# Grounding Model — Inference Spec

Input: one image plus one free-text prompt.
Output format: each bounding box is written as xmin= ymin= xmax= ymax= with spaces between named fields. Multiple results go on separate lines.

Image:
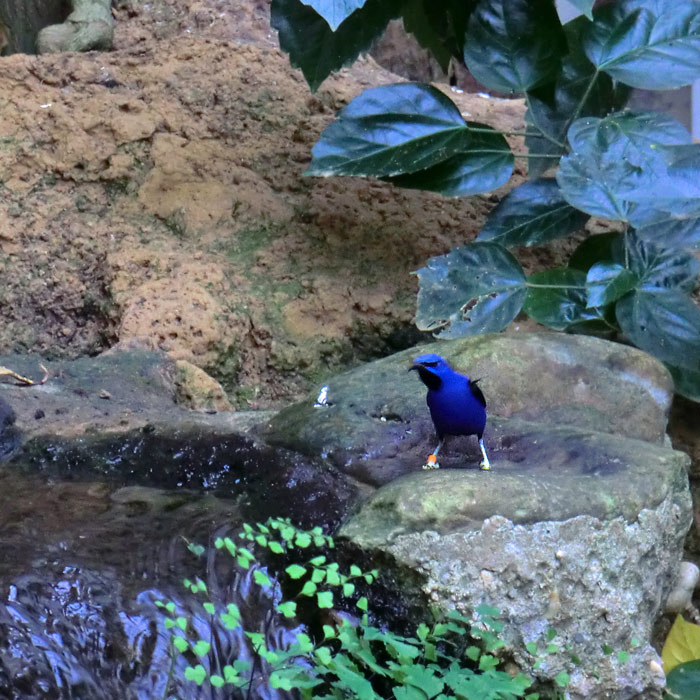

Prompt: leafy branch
xmin=272 ymin=0 xmax=700 ymax=399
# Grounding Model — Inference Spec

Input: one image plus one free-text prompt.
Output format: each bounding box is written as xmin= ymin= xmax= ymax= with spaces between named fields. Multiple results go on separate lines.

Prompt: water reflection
xmin=0 ymin=470 xmax=296 ymax=699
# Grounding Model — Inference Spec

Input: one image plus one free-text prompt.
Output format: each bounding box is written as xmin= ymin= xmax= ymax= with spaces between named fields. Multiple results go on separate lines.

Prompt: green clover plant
xmin=156 ymin=518 xmax=566 ymax=699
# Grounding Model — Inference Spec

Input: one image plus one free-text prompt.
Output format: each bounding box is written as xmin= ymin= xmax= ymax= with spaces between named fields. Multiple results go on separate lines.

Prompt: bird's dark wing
xmin=469 ymin=379 xmax=486 ymax=407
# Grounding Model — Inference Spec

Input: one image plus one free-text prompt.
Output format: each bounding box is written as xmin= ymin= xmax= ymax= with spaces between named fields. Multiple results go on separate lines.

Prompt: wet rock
xmin=0 ymin=350 xmax=360 ymax=532
xmin=0 ymin=349 xmax=250 ymax=443
xmin=261 ymin=333 xmax=688 ymax=699
xmin=0 ymin=395 xmax=18 ymax=461
xmin=339 ymin=434 xmax=690 ymax=700
xmin=262 ymin=333 xmax=675 ymax=486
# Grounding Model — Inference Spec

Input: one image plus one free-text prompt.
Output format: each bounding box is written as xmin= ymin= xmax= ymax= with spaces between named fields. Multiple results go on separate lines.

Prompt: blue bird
xmin=409 ymin=353 xmax=490 ymax=471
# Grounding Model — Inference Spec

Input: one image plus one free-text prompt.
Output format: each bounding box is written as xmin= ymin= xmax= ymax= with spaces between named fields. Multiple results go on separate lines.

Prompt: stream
xmin=0 ymin=446 xmax=326 ymax=699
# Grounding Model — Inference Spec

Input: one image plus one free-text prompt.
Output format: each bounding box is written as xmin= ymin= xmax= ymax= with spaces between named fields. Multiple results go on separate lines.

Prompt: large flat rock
xmin=262 ymin=333 xmax=674 ymax=486
xmin=338 ymin=425 xmax=691 ymax=700
xmin=0 ymin=350 xmax=360 ymax=531
xmin=339 ymin=418 xmax=690 ymax=543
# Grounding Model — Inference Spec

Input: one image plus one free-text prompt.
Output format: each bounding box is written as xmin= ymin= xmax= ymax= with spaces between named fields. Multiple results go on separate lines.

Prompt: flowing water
xmin=0 ymin=464 xmax=306 ymax=699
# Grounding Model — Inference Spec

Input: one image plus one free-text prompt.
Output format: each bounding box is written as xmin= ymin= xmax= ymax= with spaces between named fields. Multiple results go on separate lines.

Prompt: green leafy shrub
xmin=271 ymin=0 xmax=700 ymax=400
xmin=156 ymin=518 xmax=564 ymax=699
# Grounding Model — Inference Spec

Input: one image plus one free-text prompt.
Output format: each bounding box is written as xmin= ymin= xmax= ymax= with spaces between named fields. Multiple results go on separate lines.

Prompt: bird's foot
xmin=479 ymin=458 xmax=491 ymax=471
xmin=422 ymin=454 xmax=440 ymax=470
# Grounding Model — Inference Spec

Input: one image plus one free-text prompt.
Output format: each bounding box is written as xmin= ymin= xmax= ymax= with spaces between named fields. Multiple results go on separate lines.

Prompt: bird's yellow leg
xmin=479 ymin=437 xmax=491 ymax=471
xmin=423 ymin=439 xmax=443 ymax=470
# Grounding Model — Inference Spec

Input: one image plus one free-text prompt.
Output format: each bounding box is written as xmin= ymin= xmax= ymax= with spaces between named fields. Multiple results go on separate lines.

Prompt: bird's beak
xmin=408 ymin=363 xmax=419 ymax=372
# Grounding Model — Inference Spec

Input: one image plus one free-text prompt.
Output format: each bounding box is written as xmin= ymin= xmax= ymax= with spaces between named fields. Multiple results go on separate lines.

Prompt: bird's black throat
xmin=412 ymin=366 xmax=442 ymax=390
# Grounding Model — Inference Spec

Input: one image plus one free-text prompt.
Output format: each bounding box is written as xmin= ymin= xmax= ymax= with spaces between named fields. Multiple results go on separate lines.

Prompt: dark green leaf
xmin=173 ymin=635 xmax=189 ymax=653
xmin=385 ymin=122 xmax=513 ymax=196
xmin=415 ymin=242 xmax=527 ymax=337
xmin=330 ymin=655 xmax=378 ymax=699
xmin=616 ymin=290 xmax=700 ymax=370
xmin=523 ymin=268 xmax=597 ymax=330
xmin=466 ymin=645 xmax=481 ymax=661
xmin=557 ymin=111 xmax=692 ymax=220
xmin=476 ymin=603 xmax=500 ymax=618
xmin=584 ymin=0 xmax=700 ymax=89
xmin=478 ymin=178 xmax=588 ymax=246
xmin=464 ymin=0 xmax=566 ymax=94
xmin=300 ymin=0 xmax=368 ymax=30
xmin=523 ymin=98 xmax=568 ymax=179
xmin=223 ymin=665 xmax=239 ymax=683
xmin=253 ymin=569 xmax=271 ymax=588
xmin=277 ymin=601 xmax=297 ymax=618
xmin=301 ymin=580 xmax=318 ymax=596
xmin=624 ymin=145 xmax=700 ymax=249
xmin=401 ymin=0 xmax=472 ymax=70
xmin=667 ymin=365 xmax=700 ymax=402
xmin=554 ymin=670 xmax=570 ymax=688
xmin=272 ymin=0 xmax=403 ymax=91
xmin=665 ymin=659 xmax=700 ymax=700
xmin=524 ymin=16 xmax=630 ymax=177
xmin=193 ymin=640 xmax=211 ymax=657
xmin=612 ymin=232 xmax=699 ymax=293
xmin=635 ymin=213 xmax=700 ymax=251
xmin=569 ymin=232 xmax=619 ymax=271
xmin=295 ymin=532 xmax=312 ymax=547
xmin=393 ymin=686 xmax=426 ymax=700
xmin=307 ymin=83 xmax=468 ymax=177
xmin=585 ymin=262 xmax=637 ymax=308
xmin=268 ymin=540 xmax=284 ymax=554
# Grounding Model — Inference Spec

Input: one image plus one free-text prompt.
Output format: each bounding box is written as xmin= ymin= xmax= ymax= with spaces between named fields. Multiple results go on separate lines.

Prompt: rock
xmin=0 ymin=394 xmax=18 ymax=461
xmin=262 ymin=333 xmax=675 ymax=486
xmin=339 ymin=420 xmax=690 ymax=541
xmin=37 ymin=0 xmax=113 ymax=54
xmin=173 ymin=359 xmax=233 ymax=412
xmin=260 ymin=333 xmax=688 ymax=698
xmin=665 ymin=561 xmax=700 ymax=613
xmin=0 ymin=350 xmax=360 ymax=531
xmin=339 ymin=434 xmax=691 ymax=700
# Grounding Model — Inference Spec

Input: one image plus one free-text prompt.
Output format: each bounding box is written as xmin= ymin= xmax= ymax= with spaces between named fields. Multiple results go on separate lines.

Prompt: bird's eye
xmin=422 ymin=361 xmax=439 ymax=367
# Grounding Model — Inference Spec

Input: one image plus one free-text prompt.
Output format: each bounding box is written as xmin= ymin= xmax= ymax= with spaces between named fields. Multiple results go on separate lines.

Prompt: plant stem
xmin=162 ymin=641 xmax=177 ymax=700
xmin=468 ymin=126 xmax=542 ymax=138
xmin=524 ymin=93 xmax=567 ymax=149
xmin=562 ymin=69 xmax=600 ymax=136
xmin=467 ymin=149 xmax=563 ymax=159
xmin=513 ymin=152 xmax=565 ymax=159
xmin=525 ymin=283 xmax=588 ymax=289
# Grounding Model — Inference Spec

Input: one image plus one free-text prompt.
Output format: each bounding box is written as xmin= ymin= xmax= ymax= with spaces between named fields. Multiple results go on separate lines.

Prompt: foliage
xmin=661 ymin=614 xmax=700 ymax=698
xmin=271 ymin=0 xmax=700 ymax=400
xmin=156 ymin=518 xmax=561 ymax=699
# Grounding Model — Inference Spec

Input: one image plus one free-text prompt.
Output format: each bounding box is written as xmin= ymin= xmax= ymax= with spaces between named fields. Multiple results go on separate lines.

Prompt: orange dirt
xmin=0 ymin=0 xmax=572 ymax=407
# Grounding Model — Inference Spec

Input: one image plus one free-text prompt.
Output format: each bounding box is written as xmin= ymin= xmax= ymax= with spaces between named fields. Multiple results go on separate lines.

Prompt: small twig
xmin=0 ymin=363 xmax=49 ymax=386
